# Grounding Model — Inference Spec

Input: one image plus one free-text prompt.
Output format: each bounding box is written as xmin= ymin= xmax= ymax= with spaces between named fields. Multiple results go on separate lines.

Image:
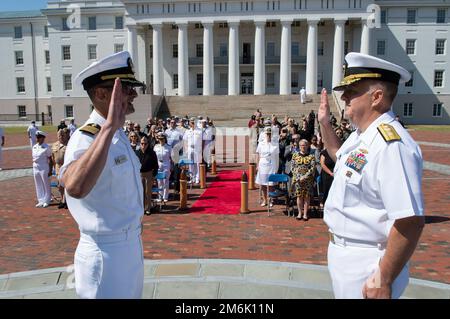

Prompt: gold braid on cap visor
xmin=340 ymin=72 xmax=382 ymax=86
xmin=100 ymin=74 xmax=136 ymax=81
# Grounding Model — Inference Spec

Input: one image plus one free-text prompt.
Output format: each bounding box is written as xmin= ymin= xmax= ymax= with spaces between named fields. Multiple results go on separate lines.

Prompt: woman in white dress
xmin=255 ymin=127 xmax=279 ymax=207
xmin=153 ymin=132 xmax=173 ymax=202
xmin=32 ymin=131 xmax=53 ymax=208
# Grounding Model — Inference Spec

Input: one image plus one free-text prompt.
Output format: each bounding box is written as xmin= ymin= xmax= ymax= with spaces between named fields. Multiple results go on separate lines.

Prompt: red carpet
xmin=190 ymin=170 xmax=243 ymax=214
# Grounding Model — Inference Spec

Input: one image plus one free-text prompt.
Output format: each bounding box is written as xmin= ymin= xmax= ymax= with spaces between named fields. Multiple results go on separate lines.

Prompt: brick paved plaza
xmin=0 ymin=129 xmax=449 ymax=286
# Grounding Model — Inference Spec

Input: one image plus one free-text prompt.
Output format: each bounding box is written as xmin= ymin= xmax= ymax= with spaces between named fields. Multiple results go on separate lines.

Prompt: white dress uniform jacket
xmin=324 ymin=111 xmax=424 ymax=299
xmin=32 ymin=142 xmax=52 ymax=205
xmin=258 ymin=126 xmax=279 ymax=144
xmin=154 ymin=143 xmax=172 ymax=201
xmin=255 ymin=140 xmax=279 ymax=186
xmin=183 ymin=128 xmax=203 ymax=183
xmin=165 ymin=128 xmax=183 ymax=164
xmin=60 ymin=110 xmax=144 ymax=299
xmin=201 ymin=126 xmax=215 ymax=164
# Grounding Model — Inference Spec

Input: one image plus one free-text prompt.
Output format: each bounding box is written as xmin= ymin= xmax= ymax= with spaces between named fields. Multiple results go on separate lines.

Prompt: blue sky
xmin=0 ymin=0 xmax=47 ymax=12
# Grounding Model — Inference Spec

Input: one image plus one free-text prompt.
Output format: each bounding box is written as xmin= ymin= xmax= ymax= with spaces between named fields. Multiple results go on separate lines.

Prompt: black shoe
xmin=58 ymin=202 xmax=65 ymax=209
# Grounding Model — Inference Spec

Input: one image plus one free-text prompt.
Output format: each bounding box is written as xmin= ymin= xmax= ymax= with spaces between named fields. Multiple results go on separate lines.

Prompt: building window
xmin=63 ymin=74 xmax=72 ymax=91
xmin=149 ymin=45 xmax=153 ymax=58
xmin=433 ymin=103 xmax=443 ymax=117
xmin=292 ymin=21 xmax=301 ymax=27
xmin=88 ymin=44 xmax=97 ymax=60
xmin=196 ymin=44 xmax=203 ymax=58
xmin=197 ymin=74 xmax=203 ymax=89
xmin=267 ymin=73 xmax=275 ymax=88
xmin=434 ymin=70 xmax=444 ymax=87
xmin=14 ymin=26 xmax=22 ymax=39
xmin=344 ymin=41 xmax=349 ymax=55
xmin=45 ymin=50 xmax=50 ymax=64
xmin=377 ymin=40 xmax=386 ymax=55
xmin=218 ymin=23 xmax=228 ymax=28
xmin=114 ymin=44 xmax=124 ymax=53
xmin=267 ymin=42 xmax=275 ymax=57
xmin=405 ymin=71 xmax=414 ymax=87
xmin=318 ymin=72 xmax=323 ymax=88
xmin=173 ymin=74 xmax=178 ymax=89
xmin=407 ymin=9 xmax=417 ymax=24
xmin=406 ymin=39 xmax=415 ymax=55
xmin=436 ymin=39 xmax=445 ymax=55
xmin=173 ymin=44 xmax=178 ymax=58
xmin=16 ymin=77 xmax=25 ymax=93
xmin=44 ymin=26 xmax=49 ymax=38
xmin=115 ymin=16 xmax=124 ymax=29
xmin=265 ymin=21 xmax=276 ymax=28
xmin=318 ymin=41 xmax=324 ymax=56
xmin=15 ymin=51 xmax=24 ymax=65
xmin=291 ymin=72 xmax=299 ymax=88
xmin=62 ymin=18 xmax=70 ymax=31
xmin=437 ymin=9 xmax=446 ymax=23
xmin=65 ymin=105 xmax=74 ymax=118
xmin=220 ymin=73 xmax=228 ymax=89
xmin=18 ymin=105 xmax=26 ymax=118
xmin=62 ymin=45 xmax=71 ymax=60
xmin=292 ymin=42 xmax=300 ymax=56
xmin=46 ymin=77 xmax=52 ymax=92
xmin=403 ymin=103 xmax=413 ymax=117
xmin=430 ymin=103 xmax=442 ymax=117
xmin=194 ymin=23 xmax=203 ymax=29
xmin=88 ymin=17 xmax=97 ymax=31
xmin=219 ymin=43 xmax=227 ymax=57
xmin=381 ymin=9 xmax=387 ymax=24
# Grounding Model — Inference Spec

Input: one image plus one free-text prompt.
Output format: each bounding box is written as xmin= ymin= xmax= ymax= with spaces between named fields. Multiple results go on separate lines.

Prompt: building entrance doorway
xmin=241 ymin=73 xmax=253 ymax=94
xmin=243 ymin=43 xmax=251 ymax=64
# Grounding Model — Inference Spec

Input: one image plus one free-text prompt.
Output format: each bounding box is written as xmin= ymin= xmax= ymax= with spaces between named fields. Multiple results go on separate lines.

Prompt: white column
xmin=254 ymin=21 xmax=266 ymax=95
xmin=228 ymin=21 xmax=240 ymax=96
xmin=127 ymin=26 xmax=139 ymax=75
xmin=306 ymin=19 xmax=319 ymax=95
xmin=203 ymin=22 xmax=214 ymax=96
xmin=280 ymin=20 xmax=292 ymax=95
xmin=360 ymin=20 xmax=370 ymax=55
xmin=152 ymin=23 xmax=163 ymax=96
xmin=177 ymin=23 xmax=189 ymax=96
xmin=332 ymin=19 xmax=346 ymax=88
xmin=137 ymin=30 xmax=147 ymax=84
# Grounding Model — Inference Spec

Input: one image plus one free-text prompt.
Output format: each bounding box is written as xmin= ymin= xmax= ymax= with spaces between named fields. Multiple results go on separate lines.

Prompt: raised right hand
xmin=106 ymin=78 xmax=128 ymax=131
xmin=318 ymin=88 xmax=330 ymax=126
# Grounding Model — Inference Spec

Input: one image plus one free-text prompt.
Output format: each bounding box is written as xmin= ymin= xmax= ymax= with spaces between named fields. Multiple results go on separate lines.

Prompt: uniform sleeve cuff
xmin=387 ymin=208 xmax=424 ymax=220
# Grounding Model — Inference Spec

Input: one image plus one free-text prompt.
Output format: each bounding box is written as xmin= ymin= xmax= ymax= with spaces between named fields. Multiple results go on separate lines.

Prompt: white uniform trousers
xmin=33 ymin=166 xmax=51 ymax=205
xmin=327 ymin=241 xmax=409 ymax=299
xmin=157 ymin=166 xmax=171 ymax=201
xmin=75 ymin=226 xmax=144 ymax=299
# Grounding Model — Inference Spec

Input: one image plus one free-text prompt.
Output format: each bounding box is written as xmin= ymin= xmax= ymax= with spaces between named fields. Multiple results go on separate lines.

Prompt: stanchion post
xmin=211 ymin=155 xmax=217 ymax=175
xmin=248 ymin=163 xmax=256 ymax=190
xmin=240 ymin=171 xmax=250 ymax=214
xmin=200 ymin=163 xmax=207 ymax=189
xmin=179 ymin=169 xmax=187 ymax=210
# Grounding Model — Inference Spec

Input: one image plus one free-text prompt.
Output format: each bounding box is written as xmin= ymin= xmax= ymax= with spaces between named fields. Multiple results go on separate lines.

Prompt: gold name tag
xmin=114 ymin=155 xmax=128 ymax=165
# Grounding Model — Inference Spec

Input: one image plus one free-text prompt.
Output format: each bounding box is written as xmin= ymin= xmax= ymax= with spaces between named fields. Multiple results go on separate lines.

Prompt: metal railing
xmin=0 ymin=113 xmax=52 ymax=125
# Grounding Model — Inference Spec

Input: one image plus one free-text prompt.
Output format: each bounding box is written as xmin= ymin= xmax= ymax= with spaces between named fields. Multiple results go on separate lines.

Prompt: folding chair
xmin=50 ymin=170 xmax=61 ymax=203
xmin=267 ymin=174 xmax=290 ymax=216
xmin=151 ymin=171 xmax=167 ymax=211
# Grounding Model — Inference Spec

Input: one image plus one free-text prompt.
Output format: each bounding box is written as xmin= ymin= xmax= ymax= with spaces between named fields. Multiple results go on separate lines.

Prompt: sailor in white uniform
xmin=27 ymin=121 xmax=38 ymax=147
xmin=153 ymin=132 xmax=172 ymax=202
xmin=183 ymin=118 xmax=203 ymax=184
xmin=255 ymin=127 xmax=279 ymax=207
xmin=32 ymin=131 xmax=53 ymax=208
xmin=60 ymin=51 xmax=146 ymax=299
xmin=318 ymin=52 xmax=425 ymax=299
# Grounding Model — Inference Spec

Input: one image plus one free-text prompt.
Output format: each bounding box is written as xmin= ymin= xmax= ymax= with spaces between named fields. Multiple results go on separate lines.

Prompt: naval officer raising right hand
xmin=60 ymin=51 xmax=146 ymax=299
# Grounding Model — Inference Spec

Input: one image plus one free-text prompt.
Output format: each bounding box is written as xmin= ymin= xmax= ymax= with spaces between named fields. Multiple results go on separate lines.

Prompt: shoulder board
xmin=79 ymin=123 xmax=101 ymax=136
xmin=377 ymin=123 xmax=401 ymax=143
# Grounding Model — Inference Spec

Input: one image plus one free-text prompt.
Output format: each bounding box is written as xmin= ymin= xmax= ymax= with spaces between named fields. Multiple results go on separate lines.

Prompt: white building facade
xmin=0 ymin=0 xmax=448 ymax=124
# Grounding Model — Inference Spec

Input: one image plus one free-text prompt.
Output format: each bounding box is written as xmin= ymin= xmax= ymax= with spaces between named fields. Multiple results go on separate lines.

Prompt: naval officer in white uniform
xmin=60 ymin=51 xmax=146 ymax=299
xmin=318 ymin=52 xmax=425 ymax=299
xmin=183 ymin=118 xmax=203 ymax=184
xmin=32 ymin=131 xmax=53 ymax=208
xmin=153 ymin=132 xmax=172 ymax=202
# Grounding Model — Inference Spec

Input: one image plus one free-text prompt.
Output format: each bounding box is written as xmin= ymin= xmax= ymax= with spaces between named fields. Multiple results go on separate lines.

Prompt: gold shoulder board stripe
xmin=101 ymin=74 xmax=136 ymax=81
xmin=377 ymin=123 xmax=401 ymax=142
xmin=79 ymin=123 xmax=101 ymax=136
